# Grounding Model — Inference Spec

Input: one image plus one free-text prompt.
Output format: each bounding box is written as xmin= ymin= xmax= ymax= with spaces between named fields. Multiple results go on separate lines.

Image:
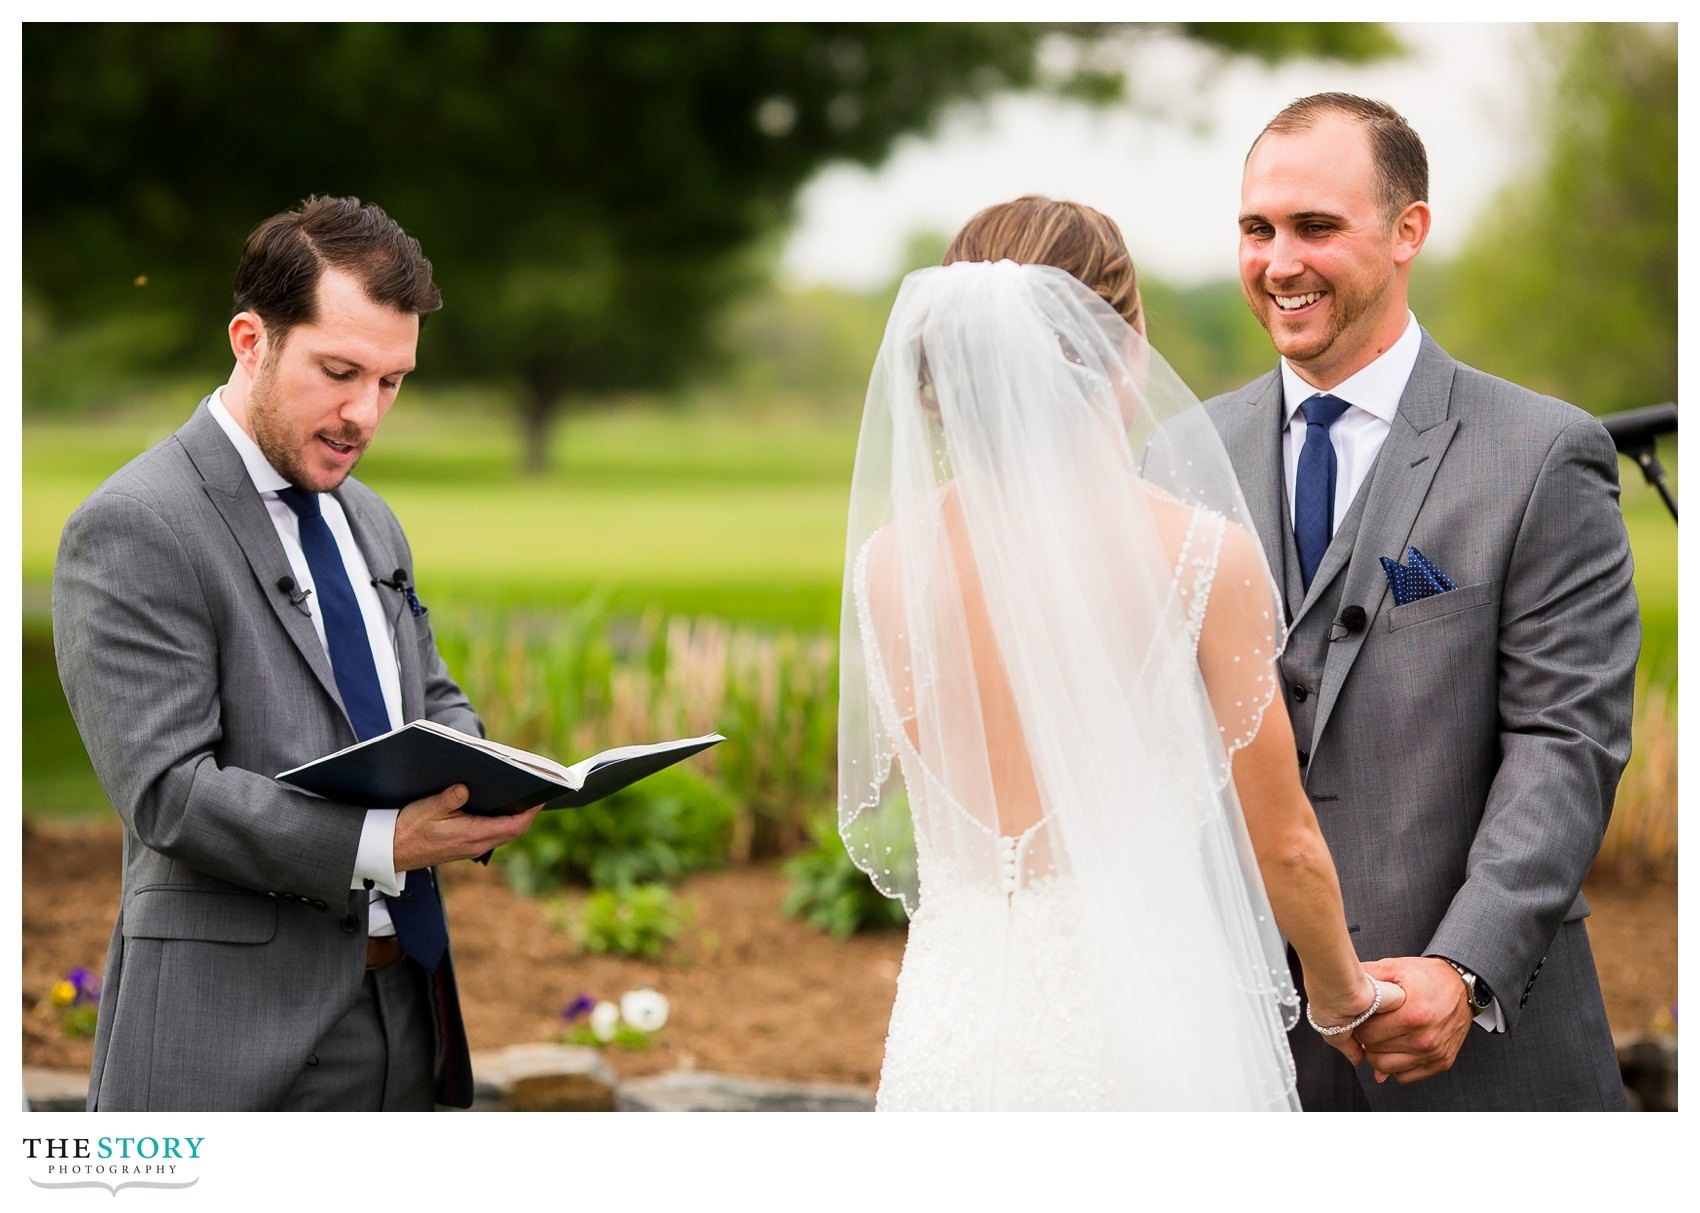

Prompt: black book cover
xmin=276 ymin=725 xmax=723 ymax=816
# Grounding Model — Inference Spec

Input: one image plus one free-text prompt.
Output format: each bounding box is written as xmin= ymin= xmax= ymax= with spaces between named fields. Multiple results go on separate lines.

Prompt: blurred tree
xmin=24 ymin=22 xmax=1397 ymax=469
xmin=1429 ymin=23 xmax=1675 ymax=414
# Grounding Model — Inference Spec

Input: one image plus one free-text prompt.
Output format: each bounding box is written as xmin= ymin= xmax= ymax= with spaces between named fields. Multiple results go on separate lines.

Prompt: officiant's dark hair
xmin=942 ymin=196 xmax=1141 ymax=331
xmin=232 ymin=195 xmax=442 ymax=345
xmin=1253 ymin=93 xmax=1428 ymax=223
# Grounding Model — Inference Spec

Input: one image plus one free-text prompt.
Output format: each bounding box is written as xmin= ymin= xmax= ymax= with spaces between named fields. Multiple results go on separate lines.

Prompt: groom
xmin=1203 ymin=94 xmax=1637 ymax=1110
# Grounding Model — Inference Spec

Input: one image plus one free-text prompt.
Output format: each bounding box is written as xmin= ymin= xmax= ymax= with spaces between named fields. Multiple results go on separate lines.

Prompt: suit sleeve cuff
xmin=352 ymin=808 xmax=402 ymax=895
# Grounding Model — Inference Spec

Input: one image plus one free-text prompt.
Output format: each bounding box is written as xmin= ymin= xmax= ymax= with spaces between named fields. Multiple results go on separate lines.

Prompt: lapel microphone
xmin=371 ymin=568 xmax=426 ymax=617
xmin=1337 ymin=605 xmax=1367 ymax=633
xmin=276 ymin=576 xmax=313 ymax=617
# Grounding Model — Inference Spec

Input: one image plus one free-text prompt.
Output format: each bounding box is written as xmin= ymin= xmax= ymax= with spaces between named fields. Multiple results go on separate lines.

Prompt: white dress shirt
xmin=1276 ymin=317 xmax=1504 ymax=1033
xmin=208 ymin=391 xmax=406 ymax=933
xmin=1280 ymin=311 xmax=1422 ymax=532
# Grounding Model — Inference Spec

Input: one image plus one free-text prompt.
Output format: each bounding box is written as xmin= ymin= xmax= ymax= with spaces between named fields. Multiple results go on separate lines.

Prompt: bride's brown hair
xmin=942 ymin=195 xmax=1142 ymax=331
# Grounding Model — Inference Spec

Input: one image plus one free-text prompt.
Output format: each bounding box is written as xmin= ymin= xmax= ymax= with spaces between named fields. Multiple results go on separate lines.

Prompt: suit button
xmin=1291 ymin=684 xmax=1309 ymax=702
xmin=1297 ymin=749 xmax=1310 ymax=765
xmin=341 ymin=914 xmax=360 ymax=934
xmin=311 ymin=899 xmax=328 ymax=910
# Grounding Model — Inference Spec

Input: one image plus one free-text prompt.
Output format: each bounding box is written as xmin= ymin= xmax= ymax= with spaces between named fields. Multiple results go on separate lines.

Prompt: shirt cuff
xmin=1473 ymin=997 xmax=1505 ymax=1033
xmin=351 ymin=808 xmax=402 ymax=896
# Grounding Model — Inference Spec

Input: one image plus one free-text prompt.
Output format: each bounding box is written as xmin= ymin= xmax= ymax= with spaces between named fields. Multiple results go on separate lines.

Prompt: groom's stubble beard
xmin=1250 ymin=252 xmax=1396 ymax=375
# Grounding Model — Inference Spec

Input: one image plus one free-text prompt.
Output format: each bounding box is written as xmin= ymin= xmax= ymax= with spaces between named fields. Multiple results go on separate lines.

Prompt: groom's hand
xmin=1354 ymin=956 xmax=1472 ymax=1084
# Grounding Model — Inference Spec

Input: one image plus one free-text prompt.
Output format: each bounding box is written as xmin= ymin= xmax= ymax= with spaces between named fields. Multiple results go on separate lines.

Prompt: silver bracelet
xmin=1306 ymin=973 xmax=1382 ymax=1037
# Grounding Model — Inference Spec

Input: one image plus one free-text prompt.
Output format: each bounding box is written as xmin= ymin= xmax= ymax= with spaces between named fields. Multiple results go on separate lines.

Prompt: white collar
xmin=1280 ymin=311 xmax=1422 ymax=427
xmin=208 ymin=387 xmax=294 ymax=495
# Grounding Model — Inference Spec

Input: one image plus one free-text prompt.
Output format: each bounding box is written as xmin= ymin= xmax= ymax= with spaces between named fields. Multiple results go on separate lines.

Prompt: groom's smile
xmin=1273 ymin=290 xmax=1326 ymax=312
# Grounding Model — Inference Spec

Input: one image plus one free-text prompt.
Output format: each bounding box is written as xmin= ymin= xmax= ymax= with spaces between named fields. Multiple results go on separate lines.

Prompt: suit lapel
xmin=177 ymin=401 xmax=350 ymax=725
xmin=1216 ymin=371 xmax=1289 ymax=603
xmin=337 ymin=487 xmax=423 ymax=722
xmin=1308 ymin=335 xmax=1460 ymax=751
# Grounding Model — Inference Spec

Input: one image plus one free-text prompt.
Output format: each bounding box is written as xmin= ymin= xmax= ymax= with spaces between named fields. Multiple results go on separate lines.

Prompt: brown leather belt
xmin=366 ymin=936 xmax=404 ymax=969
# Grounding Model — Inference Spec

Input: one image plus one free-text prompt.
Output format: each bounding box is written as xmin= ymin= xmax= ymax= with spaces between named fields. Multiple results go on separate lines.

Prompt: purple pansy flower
xmin=67 ymin=967 xmax=99 ymax=1004
xmin=562 ymin=994 xmax=596 ymax=1023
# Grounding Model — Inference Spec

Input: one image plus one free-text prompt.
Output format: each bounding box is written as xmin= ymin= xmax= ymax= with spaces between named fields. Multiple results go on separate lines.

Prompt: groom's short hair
xmin=1253 ymin=93 xmax=1428 ymax=223
xmin=232 ymin=195 xmax=442 ymax=345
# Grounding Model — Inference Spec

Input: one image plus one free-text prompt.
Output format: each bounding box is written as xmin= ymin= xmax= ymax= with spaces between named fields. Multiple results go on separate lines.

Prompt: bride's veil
xmin=838 ymin=260 xmax=1301 ymax=1108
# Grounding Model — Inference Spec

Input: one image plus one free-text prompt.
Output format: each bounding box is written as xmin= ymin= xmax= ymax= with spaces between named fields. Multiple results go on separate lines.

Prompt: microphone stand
xmin=1602 ymin=403 xmax=1678 ymax=522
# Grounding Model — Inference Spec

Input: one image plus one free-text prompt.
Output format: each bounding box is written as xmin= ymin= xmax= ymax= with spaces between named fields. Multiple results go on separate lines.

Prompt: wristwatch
xmin=1439 ymin=958 xmax=1494 ymax=1012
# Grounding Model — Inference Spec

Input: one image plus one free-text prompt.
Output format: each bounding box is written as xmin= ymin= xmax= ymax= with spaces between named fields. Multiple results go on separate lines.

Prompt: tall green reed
xmin=1596 ymin=678 xmax=1677 ymax=880
xmin=433 ymin=600 xmax=839 ymax=863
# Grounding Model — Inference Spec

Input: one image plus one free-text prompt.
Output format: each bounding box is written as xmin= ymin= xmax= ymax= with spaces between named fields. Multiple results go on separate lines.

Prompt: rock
xmin=1615 ymin=1033 xmax=1678 ymax=1112
xmin=470 ymin=1043 xmax=619 ymax=1112
xmin=22 ymin=1067 xmax=87 ymax=1112
xmin=617 ymin=1070 xmax=874 ymax=1112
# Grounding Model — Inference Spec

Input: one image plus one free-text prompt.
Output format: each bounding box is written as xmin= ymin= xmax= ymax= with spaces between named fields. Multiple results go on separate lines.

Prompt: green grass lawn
xmin=21 ymin=400 xmax=1676 ymax=818
xmin=23 ymin=402 xmax=862 ymax=632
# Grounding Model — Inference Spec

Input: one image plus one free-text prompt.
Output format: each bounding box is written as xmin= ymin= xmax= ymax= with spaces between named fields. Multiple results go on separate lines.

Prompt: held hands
xmin=1353 ymin=956 xmax=1474 ymax=1084
xmin=392 ymin=784 xmax=543 ymax=873
xmin=1307 ymin=974 xmax=1406 ymax=1065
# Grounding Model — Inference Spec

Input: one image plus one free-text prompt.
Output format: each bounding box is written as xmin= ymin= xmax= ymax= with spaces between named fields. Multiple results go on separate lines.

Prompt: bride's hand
xmin=1309 ymin=976 xmax=1406 ymax=1064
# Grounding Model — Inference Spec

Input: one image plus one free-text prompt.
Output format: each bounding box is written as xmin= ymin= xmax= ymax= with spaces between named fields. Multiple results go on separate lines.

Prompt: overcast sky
xmin=779 ymin=23 xmax=1549 ymax=289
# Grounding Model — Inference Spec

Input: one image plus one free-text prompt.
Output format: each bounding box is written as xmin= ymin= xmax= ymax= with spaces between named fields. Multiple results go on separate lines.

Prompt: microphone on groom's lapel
xmin=1328 ymin=604 xmax=1367 ymax=642
xmin=276 ymin=576 xmax=313 ymax=618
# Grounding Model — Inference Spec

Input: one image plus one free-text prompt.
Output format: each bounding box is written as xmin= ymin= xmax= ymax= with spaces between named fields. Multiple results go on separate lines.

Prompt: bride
xmin=838 ymin=197 xmax=1401 ymax=1110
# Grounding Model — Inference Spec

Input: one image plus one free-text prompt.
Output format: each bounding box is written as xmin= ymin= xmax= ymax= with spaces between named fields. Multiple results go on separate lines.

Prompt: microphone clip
xmin=276 ymin=576 xmax=314 ymax=618
xmin=372 ymin=568 xmax=426 ymax=617
xmin=1329 ymin=604 xmax=1367 ymax=642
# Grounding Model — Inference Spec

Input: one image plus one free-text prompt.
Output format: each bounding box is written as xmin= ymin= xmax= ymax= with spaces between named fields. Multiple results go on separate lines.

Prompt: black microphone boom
xmin=1600 ymin=402 xmax=1677 ymax=521
xmin=1601 ymin=402 xmax=1677 ymax=450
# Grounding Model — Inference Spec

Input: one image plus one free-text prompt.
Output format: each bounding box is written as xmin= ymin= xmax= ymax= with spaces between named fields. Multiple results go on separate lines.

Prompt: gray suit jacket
xmin=1204 ymin=332 xmax=1637 ymax=1110
xmin=52 ymin=399 xmax=482 ymax=1110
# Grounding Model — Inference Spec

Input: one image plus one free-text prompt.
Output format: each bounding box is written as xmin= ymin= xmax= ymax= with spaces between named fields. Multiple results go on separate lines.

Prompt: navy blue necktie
xmin=276 ymin=486 xmax=448 ymax=972
xmin=1293 ymin=394 xmax=1353 ymax=591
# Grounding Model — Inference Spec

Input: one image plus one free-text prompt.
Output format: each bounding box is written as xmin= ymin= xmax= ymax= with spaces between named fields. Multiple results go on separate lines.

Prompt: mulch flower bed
xmin=23 ymin=818 xmax=1675 ymax=1089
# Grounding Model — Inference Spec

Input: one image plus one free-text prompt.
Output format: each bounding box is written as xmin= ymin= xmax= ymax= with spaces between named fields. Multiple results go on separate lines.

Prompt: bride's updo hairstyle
xmin=942 ymin=195 xmax=1142 ymax=332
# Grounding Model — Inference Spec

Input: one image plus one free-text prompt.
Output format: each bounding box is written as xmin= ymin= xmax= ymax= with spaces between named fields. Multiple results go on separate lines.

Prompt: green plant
xmin=572 ymin=884 xmax=692 ymax=958
xmin=497 ymin=764 xmax=736 ymax=894
xmin=433 ymin=601 xmax=839 ymax=880
xmin=781 ymin=817 xmax=909 ymax=938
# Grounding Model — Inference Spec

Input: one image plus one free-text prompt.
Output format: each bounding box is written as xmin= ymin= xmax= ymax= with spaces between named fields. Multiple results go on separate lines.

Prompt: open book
xmin=276 ymin=720 xmax=725 ymax=817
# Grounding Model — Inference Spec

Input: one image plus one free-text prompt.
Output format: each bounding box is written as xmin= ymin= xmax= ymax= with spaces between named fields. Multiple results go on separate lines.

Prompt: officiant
xmin=52 ymin=195 xmax=544 ymax=1111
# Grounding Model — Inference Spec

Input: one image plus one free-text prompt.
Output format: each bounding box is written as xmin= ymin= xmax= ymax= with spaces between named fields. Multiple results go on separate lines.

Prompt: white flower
xmin=620 ymin=987 xmax=670 ymax=1033
xmin=588 ymin=1000 xmax=621 ymax=1043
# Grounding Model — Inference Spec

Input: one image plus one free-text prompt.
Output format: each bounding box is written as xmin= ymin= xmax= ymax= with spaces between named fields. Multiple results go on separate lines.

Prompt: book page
xmin=560 ymin=733 xmax=726 ymax=788
xmin=410 ymin=720 xmax=576 ymax=783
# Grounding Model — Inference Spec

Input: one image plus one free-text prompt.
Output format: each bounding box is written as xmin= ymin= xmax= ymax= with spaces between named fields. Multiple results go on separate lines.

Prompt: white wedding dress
xmin=875 ymin=826 xmax=1121 ymax=1110
xmin=838 ymin=263 xmax=1302 ymax=1111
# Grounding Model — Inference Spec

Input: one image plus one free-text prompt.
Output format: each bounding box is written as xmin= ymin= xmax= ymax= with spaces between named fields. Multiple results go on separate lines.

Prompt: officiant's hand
xmin=393 ymin=784 xmax=543 ymax=872
xmin=1354 ymin=956 xmax=1472 ymax=1084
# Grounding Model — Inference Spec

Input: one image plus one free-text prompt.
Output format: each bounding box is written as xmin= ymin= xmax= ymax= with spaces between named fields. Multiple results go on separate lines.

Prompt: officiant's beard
xmin=248 ymin=355 xmax=370 ymax=493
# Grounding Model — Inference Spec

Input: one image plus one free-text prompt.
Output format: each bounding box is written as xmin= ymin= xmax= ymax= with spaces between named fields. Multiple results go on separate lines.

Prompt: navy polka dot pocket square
xmin=1379 ymin=546 xmax=1458 ymax=607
